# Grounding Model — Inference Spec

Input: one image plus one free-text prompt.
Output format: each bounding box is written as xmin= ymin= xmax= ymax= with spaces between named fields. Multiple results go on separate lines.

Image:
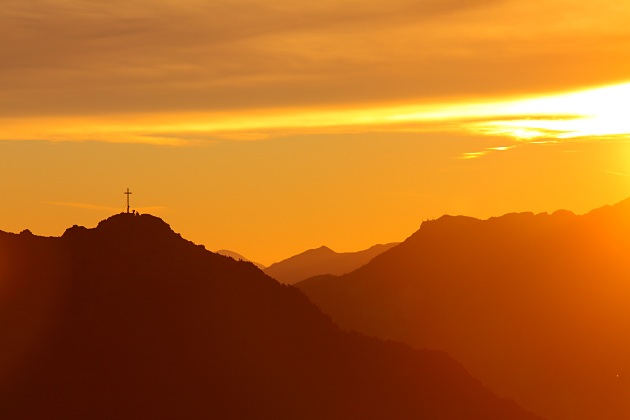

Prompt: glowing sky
xmin=2 ymin=0 xmax=630 ymax=264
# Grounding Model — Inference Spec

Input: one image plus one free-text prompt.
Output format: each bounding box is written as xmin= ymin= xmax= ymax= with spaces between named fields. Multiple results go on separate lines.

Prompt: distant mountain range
xmin=264 ymin=243 xmax=399 ymax=284
xmin=297 ymin=199 xmax=630 ymax=420
xmin=215 ymin=249 xmax=266 ymax=269
xmin=0 ymin=214 xmax=541 ymax=420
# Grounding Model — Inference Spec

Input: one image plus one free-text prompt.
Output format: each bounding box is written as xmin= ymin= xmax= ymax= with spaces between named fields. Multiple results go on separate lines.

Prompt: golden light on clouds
xmin=473 ymin=82 xmax=630 ymax=141
xmin=3 ymin=0 xmax=630 ymax=148
xmin=3 ymin=0 xmax=630 ymax=121
xmin=3 ymin=81 xmax=630 ymax=147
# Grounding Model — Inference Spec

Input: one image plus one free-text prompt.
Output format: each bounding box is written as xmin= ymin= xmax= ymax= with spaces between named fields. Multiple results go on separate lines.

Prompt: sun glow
xmin=472 ymin=82 xmax=630 ymax=140
xmin=2 ymin=82 xmax=630 ymax=145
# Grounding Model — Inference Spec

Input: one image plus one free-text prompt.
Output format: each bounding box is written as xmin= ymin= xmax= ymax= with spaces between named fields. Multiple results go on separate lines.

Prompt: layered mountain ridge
xmin=216 ymin=249 xmax=266 ymax=269
xmin=264 ymin=242 xmax=399 ymax=284
xmin=297 ymin=199 xmax=630 ymax=420
xmin=0 ymin=213 xmax=540 ymax=420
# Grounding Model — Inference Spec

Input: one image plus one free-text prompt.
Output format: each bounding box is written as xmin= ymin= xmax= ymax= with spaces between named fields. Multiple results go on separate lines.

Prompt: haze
xmin=2 ymin=0 xmax=630 ymax=264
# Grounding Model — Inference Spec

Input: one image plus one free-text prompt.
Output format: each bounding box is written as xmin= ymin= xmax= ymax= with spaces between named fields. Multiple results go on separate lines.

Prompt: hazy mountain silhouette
xmin=297 ymin=199 xmax=630 ymax=420
xmin=216 ymin=249 xmax=266 ymax=269
xmin=0 ymin=213 xmax=541 ymax=420
xmin=265 ymin=243 xmax=399 ymax=284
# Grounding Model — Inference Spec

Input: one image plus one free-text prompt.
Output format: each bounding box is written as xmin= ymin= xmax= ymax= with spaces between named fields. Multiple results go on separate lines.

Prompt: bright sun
xmin=470 ymin=82 xmax=630 ymax=141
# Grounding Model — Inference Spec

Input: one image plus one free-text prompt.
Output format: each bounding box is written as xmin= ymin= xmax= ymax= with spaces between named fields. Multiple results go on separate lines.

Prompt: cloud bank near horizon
xmin=3 ymin=0 xmax=630 ymax=115
xmin=2 ymin=0 xmax=630 ymax=147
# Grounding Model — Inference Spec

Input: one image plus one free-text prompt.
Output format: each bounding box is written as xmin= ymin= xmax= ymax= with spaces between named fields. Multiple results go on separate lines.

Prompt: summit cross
xmin=125 ymin=188 xmax=132 ymax=213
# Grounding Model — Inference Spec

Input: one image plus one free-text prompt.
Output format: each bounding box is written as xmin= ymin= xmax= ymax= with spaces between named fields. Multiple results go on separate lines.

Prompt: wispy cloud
xmin=456 ymin=144 xmax=517 ymax=160
xmin=45 ymin=201 xmax=167 ymax=213
xmin=486 ymin=146 xmax=516 ymax=151
xmin=2 ymin=67 xmax=630 ymax=146
xmin=45 ymin=201 xmax=121 ymax=212
xmin=605 ymin=170 xmax=630 ymax=177
xmin=2 ymin=0 xmax=630 ymax=121
xmin=458 ymin=151 xmax=488 ymax=160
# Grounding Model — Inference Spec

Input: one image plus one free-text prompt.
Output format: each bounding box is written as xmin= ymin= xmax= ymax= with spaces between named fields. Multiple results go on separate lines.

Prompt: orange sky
xmin=2 ymin=0 xmax=630 ymax=264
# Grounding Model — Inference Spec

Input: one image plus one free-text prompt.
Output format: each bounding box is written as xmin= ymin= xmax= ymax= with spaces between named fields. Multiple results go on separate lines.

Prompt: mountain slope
xmin=265 ymin=243 xmax=399 ymax=284
xmin=216 ymin=248 xmax=266 ymax=269
xmin=297 ymin=200 xmax=630 ymax=420
xmin=0 ymin=213 xmax=541 ymax=420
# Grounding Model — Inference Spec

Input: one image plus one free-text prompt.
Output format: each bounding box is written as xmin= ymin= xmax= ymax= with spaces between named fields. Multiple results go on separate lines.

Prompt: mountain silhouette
xmin=216 ymin=249 xmax=266 ymax=269
xmin=0 ymin=213 xmax=541 ymax=420
xmin=265 ymin=243 xmax=399 ymax=284
xmin=297 ymin=200 xmax=630 ymax=420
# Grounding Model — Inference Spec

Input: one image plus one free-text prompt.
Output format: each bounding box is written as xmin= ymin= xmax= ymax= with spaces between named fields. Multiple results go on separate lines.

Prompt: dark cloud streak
xmin=1 ymin=0 xmax=629 ymax=118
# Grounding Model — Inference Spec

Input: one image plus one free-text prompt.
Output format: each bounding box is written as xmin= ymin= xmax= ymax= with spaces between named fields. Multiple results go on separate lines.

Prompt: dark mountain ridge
xmin=216 ymin=249 xmax=266 ymax=269
xmin=264 ymin=242 xmax=399 ymax=284
xmin=0 ymin=213 xmax=540 ymax=419
xmin=297 ymin=199 xmax=630 ymax=420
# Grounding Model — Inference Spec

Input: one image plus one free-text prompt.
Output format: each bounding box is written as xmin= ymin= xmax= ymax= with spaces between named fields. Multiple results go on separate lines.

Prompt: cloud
xmin=2 ymin=0 xmax=630 ymax=120
xmin=0 ymin=78 xmax=630 ymax=148
xmin=456 ymin=144 xmax=518 ymax=160
xmin=4 ymin=80 xmax=630 ymax=146
xmin=458 ymin=151 xmax=488 ymax=160
xmin=45 ymin=201 xmax=121 ymax=212
xmin=605 ymin=171 xmax=630 ymax=177
xmin=45 ymin=201 xmax=167 ymax=213
xmin=2 ymin=1 xmax=630 ymax=147
xmin=486 ymin=146 xmax=516 ymax=151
